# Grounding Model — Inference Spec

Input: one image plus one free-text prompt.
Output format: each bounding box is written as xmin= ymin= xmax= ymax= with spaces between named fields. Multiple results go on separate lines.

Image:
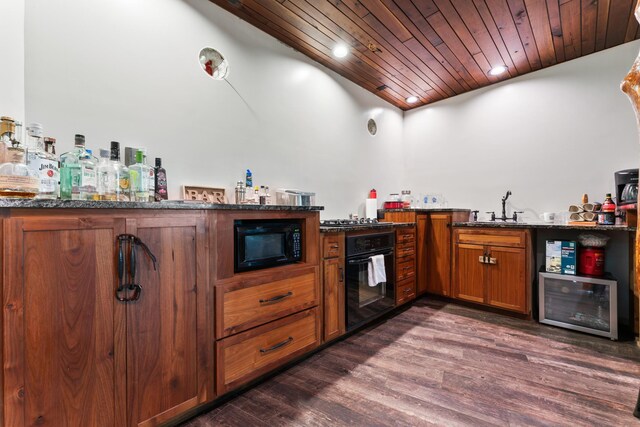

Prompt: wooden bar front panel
xmin=125 ymin=215 xmax=211 ymax=427
xmin=3 ymin=217 xmax=127 ymax=427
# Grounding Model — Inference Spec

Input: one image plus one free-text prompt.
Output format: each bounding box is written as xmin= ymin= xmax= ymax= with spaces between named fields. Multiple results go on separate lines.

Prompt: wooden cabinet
xmin=321 ymin=233 xmax=345 ymax=342
xmin=212 ymin=210 xmax=321 ymax=394
xmin=2 ymin=211 xmax=212 ymax=427
xmin=395 ymin=227 xmax=416 ymax=305
xmin=416 ymin=216 xmax=428 ymax=295
xmin=453 ymin=228 xmax=531 ymax=314
xmin=426 ymin=213 xmax=452 ymax=296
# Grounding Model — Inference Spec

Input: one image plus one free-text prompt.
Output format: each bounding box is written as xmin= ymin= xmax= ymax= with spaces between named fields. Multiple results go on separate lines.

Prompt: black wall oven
xmin=234 ymin=219 xmax=302 ymax=272
xmin=345 ymin=231 xmax=395 ymax=331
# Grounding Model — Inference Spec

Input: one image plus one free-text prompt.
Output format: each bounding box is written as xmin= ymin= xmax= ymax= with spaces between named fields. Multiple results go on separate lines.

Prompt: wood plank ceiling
xmin=209 ymin=0 xmax=640 ymax=111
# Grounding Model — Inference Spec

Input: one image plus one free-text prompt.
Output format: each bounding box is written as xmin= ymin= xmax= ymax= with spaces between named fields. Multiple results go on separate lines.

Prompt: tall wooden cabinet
xmin=452 ymin=227 xmax=531 ymax=315
xmin=425 ymin=213 xmax=452 ymax=296
xmin=321 ymin=233 xmax=345 ymax=342
xmin=2 ymin=211 xmax=212 ymax=427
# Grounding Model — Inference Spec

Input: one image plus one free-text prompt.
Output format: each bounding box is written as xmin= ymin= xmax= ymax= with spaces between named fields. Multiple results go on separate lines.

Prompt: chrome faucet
xmin=500 ymin=190 xmax=512 ymax=221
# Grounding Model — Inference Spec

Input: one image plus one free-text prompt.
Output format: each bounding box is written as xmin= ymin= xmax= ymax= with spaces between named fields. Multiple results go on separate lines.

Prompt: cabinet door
xmin=453 ymin=243 xmax=486 ymax=303
xmin=426 ymin=214 xmax=452 ymax=296
xmin=487 ymin=246 xmax=527 ymax=313
xmin=416 ymin=215 xmax=428 ymax=295
xmin=3 ymin=216 xmax=127 ymax=427
xmin=323 ymin=257 xmax=345 ymax=342
xmin=125 ymin=215 xmax=211 ymax=427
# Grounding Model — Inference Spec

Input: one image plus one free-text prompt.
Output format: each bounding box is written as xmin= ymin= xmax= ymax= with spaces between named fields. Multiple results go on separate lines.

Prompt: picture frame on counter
xmin=183 ymin=185 xmax=227 ymax=203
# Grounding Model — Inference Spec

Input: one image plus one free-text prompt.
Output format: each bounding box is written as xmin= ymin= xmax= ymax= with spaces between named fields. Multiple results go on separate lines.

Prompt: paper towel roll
xmin=365 ymin=198 xmax=378 ymax=219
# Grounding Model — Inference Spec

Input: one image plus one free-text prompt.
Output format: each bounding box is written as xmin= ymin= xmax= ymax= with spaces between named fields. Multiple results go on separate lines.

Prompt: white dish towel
xmin=367 ymin=254 xmax=387 ymax=287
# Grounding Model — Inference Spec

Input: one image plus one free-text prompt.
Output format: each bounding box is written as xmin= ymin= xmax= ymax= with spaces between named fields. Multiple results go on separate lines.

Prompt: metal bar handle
xmin=347 ymin=250 xmax=394 ymax=264
xmin=259 ymin=291 xmax=293 ymax=304
xmin=259 ymin=337 xmax=293 ymax=354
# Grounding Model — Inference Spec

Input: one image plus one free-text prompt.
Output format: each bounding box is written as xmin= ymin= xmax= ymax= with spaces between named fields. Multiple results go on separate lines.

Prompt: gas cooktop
xmin=320 ymin=218 xmax=391 ymax=228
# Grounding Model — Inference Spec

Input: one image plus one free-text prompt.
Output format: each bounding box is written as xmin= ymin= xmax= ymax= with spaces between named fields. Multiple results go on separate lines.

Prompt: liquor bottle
xmin=0 ymin=121 xmax=39 ymax=198
xmin=264 ymin=185 xmax=271 ymax=205
xmin=109 ymin=141 xmax=130 ymax=201
xmin=143 ymin=150 xmax=155 ymax=202
xmin=0 ymin=116 xmax=16 ymax=164
xmin=60 ymin=134 xmax=94 ymax=199
xmin=80 ymin=149 xmax=98 ymax=200
xmin=26 ymin=123 xmax=59 ymax=199
xmin=597 ymin=193 xmax=616 ymax=225
xmin=129 ymin=149 xmax=150 ymax=202
xmin=44 ymin=138 xmax=60 ymax=198
xmin=96 ymin=149 xmax=117 ymax=201
xmin=154 ymin=157 xmax=168 ymax=201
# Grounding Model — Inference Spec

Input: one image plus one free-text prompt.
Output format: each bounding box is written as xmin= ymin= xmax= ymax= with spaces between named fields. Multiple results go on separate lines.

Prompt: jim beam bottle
xmin=26 ymin=123 xmax=60 ymax=199
xmin=0 ymin=121 xmax=39 ymax=198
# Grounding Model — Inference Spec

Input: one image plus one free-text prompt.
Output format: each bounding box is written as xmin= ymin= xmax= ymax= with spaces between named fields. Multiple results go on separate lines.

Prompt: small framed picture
xmin=182 ymin=186 xmax=227 ymax=204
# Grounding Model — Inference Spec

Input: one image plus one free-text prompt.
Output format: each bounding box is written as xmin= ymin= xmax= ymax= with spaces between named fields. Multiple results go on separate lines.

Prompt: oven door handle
xmin=347 ymin=251 xmax=394 ymax=264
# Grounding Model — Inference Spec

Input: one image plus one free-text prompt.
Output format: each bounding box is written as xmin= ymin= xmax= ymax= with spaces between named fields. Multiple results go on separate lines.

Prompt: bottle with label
xmin=80 ymin=149 xmax=98 ymax=200
xmin=245 ymin=169 xmax=252 ymax=189
xmin=60 ymin=134 xmax=94 ymax=199
xmin=154 ymin=157 xmax=168 ymax=201
xmin=143 ymin=151 xmax=155 ymax=202
xmin=0 ymin=121 xmax=39 ymax=198
xmin=109 ymin=141 xmax=130 ymax=201
xmin=97 ymin=148 xmax=117 ymax=201
xmin=26 ymin=124 xmax=59 ymax=199
xmin=265 ymin=186 xmax=271 ymax=205
xmin=129 ymin=150 xmax=150 ymax=202
xmin=597 ymin=193 xmax=616 ymax=225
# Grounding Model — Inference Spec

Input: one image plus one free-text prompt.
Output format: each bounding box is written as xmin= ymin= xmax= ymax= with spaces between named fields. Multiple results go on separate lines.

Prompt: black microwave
xmin=234 ymin=219 xmax=303 ymax=272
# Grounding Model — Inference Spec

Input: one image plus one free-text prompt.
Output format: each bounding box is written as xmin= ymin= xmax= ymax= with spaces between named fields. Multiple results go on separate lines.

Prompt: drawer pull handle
xmin=329 ymin=244 xmax=339 ymax=249
xmin=404 ymin=288 xmax=411 ymax=294
xmin=259 ymin=291 xmax=293 ymax=304
xmin=260 ymin=337 xmax=293 ymax=354
xmin=488 ymin=257 xmax=497 ymax=265
xmin=403 ymin=266 xmax=411 ymax=271
xmin=339 ymin=267 xmax=344 ymax=283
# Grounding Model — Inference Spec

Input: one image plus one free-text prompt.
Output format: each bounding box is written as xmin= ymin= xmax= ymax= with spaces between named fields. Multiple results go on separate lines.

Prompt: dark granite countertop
xmin=320 ymin=222 xmax=415 ymax=233
xmin=379 ymin=208 xmax=470 ymax=213
xmin=0 ymin=199 xmax=324 ymax=211
xmin=452 ymin=221 xmax=636 ymax=232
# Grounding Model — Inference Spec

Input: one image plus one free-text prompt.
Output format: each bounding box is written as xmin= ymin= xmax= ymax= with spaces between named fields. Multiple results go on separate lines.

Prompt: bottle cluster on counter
xmin=234 ymin=169 xmax=272 ymax=205
xmin=0 ymin=116 xmax=168 ymax=201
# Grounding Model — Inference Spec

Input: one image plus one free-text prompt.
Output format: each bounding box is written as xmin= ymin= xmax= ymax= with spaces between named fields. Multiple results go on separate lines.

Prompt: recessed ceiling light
xmin=406 ymin=95 xmax=419 ymax=104
xmin=488 ymin=65 xmax=508 ymax=76
xmin=332 ymin=44 xmax=349 ymax=58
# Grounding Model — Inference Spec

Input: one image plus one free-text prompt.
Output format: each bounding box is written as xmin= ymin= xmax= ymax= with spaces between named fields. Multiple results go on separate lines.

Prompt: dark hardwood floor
xmin=184 ymin=298 xmax=640 ymax=426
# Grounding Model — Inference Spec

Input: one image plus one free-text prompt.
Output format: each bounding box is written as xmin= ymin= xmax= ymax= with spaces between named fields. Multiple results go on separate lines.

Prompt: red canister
xmin=578 ymin=247 xmax=605 ymax=276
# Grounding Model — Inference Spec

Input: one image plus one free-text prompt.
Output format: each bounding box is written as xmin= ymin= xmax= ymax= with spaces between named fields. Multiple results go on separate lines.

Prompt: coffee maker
xmin=615 ymin=169 xmax=638 ymax=207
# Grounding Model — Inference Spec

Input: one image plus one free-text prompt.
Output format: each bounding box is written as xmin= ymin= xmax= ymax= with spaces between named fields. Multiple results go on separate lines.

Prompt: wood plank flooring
xmin=183 ymin=298 xmax=640 ymax=426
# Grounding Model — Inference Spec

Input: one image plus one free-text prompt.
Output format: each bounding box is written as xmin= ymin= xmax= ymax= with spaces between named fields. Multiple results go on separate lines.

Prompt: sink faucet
xmin=500 ymin=190 xmax=512 ymax=221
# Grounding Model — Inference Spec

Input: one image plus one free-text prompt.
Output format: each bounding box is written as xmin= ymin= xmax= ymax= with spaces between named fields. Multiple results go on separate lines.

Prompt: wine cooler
xmin=539 ymin=272 xmax=618 ymax=340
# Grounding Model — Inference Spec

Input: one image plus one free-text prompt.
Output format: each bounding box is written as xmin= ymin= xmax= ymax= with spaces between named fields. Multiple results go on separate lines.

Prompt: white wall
xmin=403 ymin=41 xmax=640 ymax=222
xmin=24 ymin=0 xmax=404 ymax=218
xmin=23 ymin=1 xmax=640 ymax=220
xmin=1 ymin=0 xmax=25 ymax=120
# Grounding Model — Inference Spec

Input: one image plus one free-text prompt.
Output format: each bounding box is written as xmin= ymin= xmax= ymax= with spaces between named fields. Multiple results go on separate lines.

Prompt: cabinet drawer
xmin=396 ymin=257 xmax=416 ymax=281
xmin=323 ymin=234 xmax=344 ymax=258
xmin=396 ymin=242 xmax=415 ymax=259
xmin=396 ymin=278 xmax=416 ymax=305
xmin=455 ymin=228 xmax=526 ymax=248
xmin=216 ymin=308 xmax=320 ymax=394
xmin=217 ymin=267 xmax=319 ymax=338
xmin=396 ymin=228 xmax=416 ymax=245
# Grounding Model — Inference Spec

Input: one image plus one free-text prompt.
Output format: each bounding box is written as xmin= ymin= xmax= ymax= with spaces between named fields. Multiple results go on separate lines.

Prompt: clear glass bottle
xmin=96 ymin=148 xmax=117 ymax=201
xmin=264 ymin=185 xmax=271 ymax=205
xmin=80 ymin=148 xmax=98 ymax=200
xmin=26 ymin=124 xmax=59 ymax=199
xmin=60 ymin=134 xmax=91 ymax=199
xmin=109 ymin=141 xmax=130 ymax=201
xmin=142 ymin=151 xmax=155 ymax=202
xmin=0 ymin=121 xmax=39 ymax=198
xmin=129 ymin=149 xmax=150 ymax=202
